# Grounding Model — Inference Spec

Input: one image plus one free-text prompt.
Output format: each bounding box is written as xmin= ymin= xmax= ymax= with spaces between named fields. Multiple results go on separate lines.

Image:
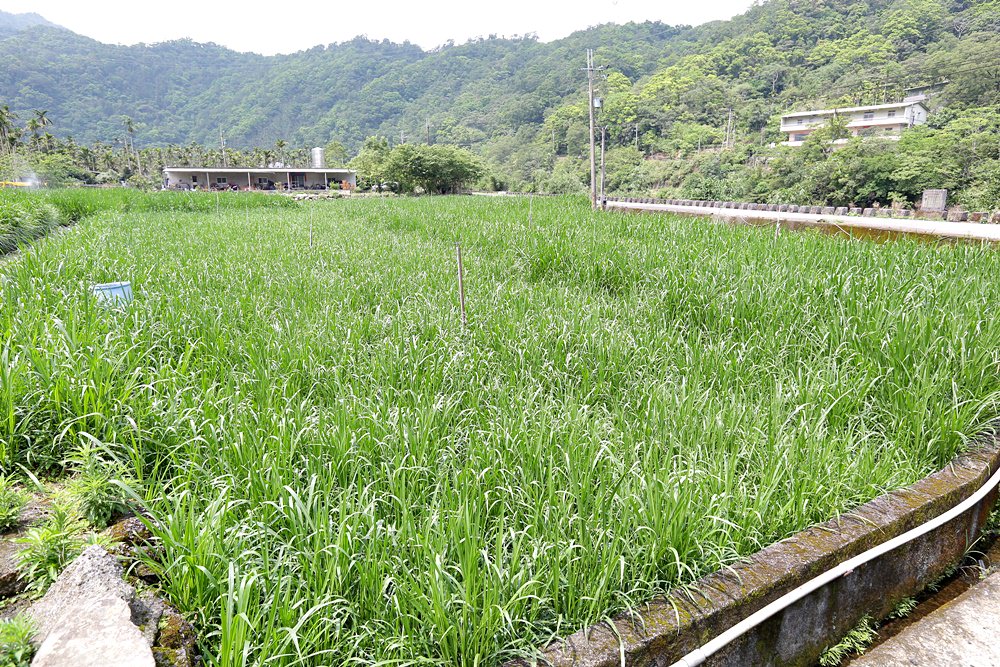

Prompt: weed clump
xmin=16 ymin=504 xmax=89 ymax=596
xmin=0 ymin=475 xmax=28 ymax=533
xmin=819 ymin=615 xmax=877 ymax=666
xmin=64 ymin=444 xmax=133 ymax=528
xmin=0 ymin=615 xmax=35 ymax=667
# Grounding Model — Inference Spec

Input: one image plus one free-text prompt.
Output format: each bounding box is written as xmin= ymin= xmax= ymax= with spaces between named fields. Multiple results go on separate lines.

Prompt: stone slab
xmin=28 ymin=546 xmax=155 ymax=667
xmin=32 ymin=596 xmax=153 ymax=667
xmin=921 ymin=189 xmax=948 ymax=212
xmin=852 ymin=571 xmax=1000 ymax=666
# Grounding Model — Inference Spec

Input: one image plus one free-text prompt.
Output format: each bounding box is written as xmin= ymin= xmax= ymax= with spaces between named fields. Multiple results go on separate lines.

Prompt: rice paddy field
xmin=3 ymin=192 xmax=1000 ymax=665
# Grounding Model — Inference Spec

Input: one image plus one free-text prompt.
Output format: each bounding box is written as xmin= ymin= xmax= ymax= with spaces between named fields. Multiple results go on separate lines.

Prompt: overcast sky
xmin=0 ymin=0 xmax=755 ymax=54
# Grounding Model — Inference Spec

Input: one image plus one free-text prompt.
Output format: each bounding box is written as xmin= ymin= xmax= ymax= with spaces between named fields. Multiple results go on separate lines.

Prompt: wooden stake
xmin=456 ymin=242 xmax=467 ymax=329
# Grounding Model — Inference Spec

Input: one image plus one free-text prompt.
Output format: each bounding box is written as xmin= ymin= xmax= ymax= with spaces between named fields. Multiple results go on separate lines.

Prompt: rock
xmin=31 ymin=596 xmax=153 ymax=667
xmin=133 ymin=563 xmax=160 ymax=585
xmin=107 ymin=517 xmax=153 ymax=547
xmin=133 ymin=592 xmax=166 ymax=647
xmin=152 ymin=608 xmax=197 ymax=667
xmin=0 ymin=538 xmax=25 ymax=599
xmin=28 ymin=546 xmax=155 ymax=667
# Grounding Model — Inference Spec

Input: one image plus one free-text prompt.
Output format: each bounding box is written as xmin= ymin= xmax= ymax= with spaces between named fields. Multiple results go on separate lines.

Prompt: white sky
xmin=0 ymin=0 xmax=755 ymax=54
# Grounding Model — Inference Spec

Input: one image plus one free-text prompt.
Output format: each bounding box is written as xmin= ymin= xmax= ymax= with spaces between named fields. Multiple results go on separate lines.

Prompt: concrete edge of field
xmin=509 ymin=435 xmax=1000 ymax=667
xmin=604 ymin=199 xmax=1000 ymax=242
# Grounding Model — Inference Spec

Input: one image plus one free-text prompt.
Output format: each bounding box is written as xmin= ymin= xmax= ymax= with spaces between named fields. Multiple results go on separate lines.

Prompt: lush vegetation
xmin=0 ymin=189 xmax=296 ymax=253
xmin=0 ymin=474 xmax=28 ymax=532
xmin=2 ymin=1 xmax=999 ymax=207
xmin=351 ymin=138 xmax=485 ymax=192
xmin=3 ymin=196 xmax=1000 ymax=663
xmin=0 ymin=190 xmax=63 ymax=254
xmin=0 ymin=615 xmax=35 ymax=667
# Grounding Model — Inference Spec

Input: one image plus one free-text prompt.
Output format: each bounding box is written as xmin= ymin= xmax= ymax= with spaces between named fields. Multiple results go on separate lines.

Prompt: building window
xmin=793 ymin=134 xmax=808 ymax=142
xmin=887 ymin=110 xmax=897 ymax=118
xmin=863 ymin=112 xmax=875 ymax=120
xmin=796 ymin=118 xmax=803 ymax=125
xmin=191 ymin=175 xmax=198 ymax=183
xmin=216 ymin=177 xmax=227 ymax=184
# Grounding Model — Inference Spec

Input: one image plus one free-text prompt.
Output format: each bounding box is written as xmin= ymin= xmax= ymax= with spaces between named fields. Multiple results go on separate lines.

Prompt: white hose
xmin=669 ymin=460 xmax=1000 ymax=667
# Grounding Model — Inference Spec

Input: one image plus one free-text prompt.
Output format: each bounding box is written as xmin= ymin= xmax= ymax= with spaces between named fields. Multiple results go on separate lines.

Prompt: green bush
xmin=0 ymin=475 xmax=29 ymax=533
xmin=0 ymin=615 xmax=35 ymax=667
xmin=16 ymin=504 xmax=88 ymax=596
xmin=64 ymin=445 xmax=133 ymax=528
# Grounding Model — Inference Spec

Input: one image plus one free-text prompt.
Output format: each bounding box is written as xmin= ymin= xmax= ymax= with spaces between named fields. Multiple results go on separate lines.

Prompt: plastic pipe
xmin=669 ymin=461 xmax=1000 ymax=667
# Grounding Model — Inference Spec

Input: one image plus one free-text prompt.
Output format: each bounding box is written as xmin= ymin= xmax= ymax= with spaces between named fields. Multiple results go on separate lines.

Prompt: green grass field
xmin=3 ymin=193 xmax=1000 ymax=665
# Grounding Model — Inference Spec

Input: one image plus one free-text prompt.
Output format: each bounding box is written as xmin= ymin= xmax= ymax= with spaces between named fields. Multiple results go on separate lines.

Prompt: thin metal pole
xmin=456 ymin=243 xmax=467 ymax=329
xmin=599 ymin=127 xmax=606 ymax=210
xmin=587 ymin=49 xmax=597 ymax=209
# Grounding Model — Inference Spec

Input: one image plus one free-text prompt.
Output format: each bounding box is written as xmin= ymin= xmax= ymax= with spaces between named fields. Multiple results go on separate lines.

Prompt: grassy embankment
xmin=2 ymin=194 xmax=1000 ymax=665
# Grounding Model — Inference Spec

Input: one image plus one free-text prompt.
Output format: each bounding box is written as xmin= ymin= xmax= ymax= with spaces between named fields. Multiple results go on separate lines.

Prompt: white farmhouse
xmin=780 ymin=100 xmax=929 ymax=147
xmin=163 ymin=147 xmax=356 ymax=192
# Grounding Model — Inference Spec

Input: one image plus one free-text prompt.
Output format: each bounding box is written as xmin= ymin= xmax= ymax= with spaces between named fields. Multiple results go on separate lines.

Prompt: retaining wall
xmin=605 ymin=197 xmax=1000 ymax=224
xmin=511 ymin=436 xmax=1000 ymax=667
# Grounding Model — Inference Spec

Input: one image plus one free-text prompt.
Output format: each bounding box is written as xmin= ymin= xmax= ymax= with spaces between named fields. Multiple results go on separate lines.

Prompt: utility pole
xmin=725 ymin=108 xmax=735 ymax=149
xmin=583 ymin=49 xmax=605 ymax=209
xmin=599 ymin=126 xmax=607 ymax=210
xmin=220 ymin=129 xmax=228 ymax=168
xmin=426 ymin=119 xmax=431 ymax=144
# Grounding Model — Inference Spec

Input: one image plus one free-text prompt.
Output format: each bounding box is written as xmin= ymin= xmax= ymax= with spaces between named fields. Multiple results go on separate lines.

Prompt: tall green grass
xmin=2 ymin=196 xmax=1000 ymax=665
xmin=0 ymin=191 xmax=62 ymax=254
xmin=1 ymin=188 xmax=297 ymax=254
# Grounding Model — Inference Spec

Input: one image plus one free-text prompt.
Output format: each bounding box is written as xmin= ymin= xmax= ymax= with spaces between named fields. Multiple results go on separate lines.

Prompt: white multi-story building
xmin=780 ymin=100 xmax=929 ymax=147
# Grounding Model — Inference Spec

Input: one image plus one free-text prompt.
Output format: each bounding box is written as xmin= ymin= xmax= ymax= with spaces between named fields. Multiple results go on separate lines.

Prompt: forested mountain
xmin=0 ymin=12 xmax=679 ymax=149
xmin=0 ymin=11 xmax=53 ymax=39
xmin=2 ymin=1 xmax=999 ymax=208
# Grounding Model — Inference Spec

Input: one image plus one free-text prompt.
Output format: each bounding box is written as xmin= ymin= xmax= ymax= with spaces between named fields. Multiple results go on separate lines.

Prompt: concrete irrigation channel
xmin=511 ymin=436 xmax=1000 ymax=667
xmin=605 ymin=199 xmax=1000 ymax=243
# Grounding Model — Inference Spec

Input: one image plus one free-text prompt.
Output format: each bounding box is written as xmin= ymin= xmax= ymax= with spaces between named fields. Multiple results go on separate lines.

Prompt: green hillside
xmin=1 ymin=1 xmax=999 ymax=207
xmin=0 ymin=16 xmax=678 ymax=149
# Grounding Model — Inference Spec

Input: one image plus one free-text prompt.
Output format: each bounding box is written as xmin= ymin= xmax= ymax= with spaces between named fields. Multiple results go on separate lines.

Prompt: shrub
xmin=16 ymin=504 xmax=88 ymax=596
xmin=0 ymin=476 xmax=29 ymax=533
xmin=0 ymin=615 xmax=35 ymax=667
xmin=64 ymin=444 xmax=133 ymax=528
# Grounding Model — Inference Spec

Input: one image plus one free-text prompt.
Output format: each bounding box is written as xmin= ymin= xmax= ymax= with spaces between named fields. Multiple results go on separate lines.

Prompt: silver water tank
xmin=311 ymin=147 xmax=326 ymax=169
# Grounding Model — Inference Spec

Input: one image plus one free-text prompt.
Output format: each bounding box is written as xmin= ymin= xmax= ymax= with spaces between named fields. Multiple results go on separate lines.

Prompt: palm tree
xmin=121 ymin=115 xmax=143 ymax=175
xmin=32 ymin=109 xmax=51 ymax=132
xmin=0 ymin=105 xmax=18 ymax=156
xmin=26 ymin=117 xmax=41 ymax=146
xmin=274 ymin=139 xmax=287 ymax=166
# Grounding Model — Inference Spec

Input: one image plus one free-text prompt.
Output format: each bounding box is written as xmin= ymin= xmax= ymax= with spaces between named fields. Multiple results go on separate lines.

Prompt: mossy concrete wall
xmin=512 ymin=437 xmax=1000 ymax=667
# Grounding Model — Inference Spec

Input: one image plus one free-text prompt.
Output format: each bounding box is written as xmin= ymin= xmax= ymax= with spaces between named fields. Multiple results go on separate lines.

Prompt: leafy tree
xmin=349 ymin=135 xmax=391 ymax=190
xmin=382 ymin=144 xmax=483 ymax=194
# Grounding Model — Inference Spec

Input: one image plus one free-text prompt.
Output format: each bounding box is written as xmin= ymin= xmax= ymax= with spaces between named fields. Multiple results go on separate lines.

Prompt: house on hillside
xmin=163 ymin=148 xmax=356 ymax=191
xmin=780 ymin=100 xmax=929 ymax=147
